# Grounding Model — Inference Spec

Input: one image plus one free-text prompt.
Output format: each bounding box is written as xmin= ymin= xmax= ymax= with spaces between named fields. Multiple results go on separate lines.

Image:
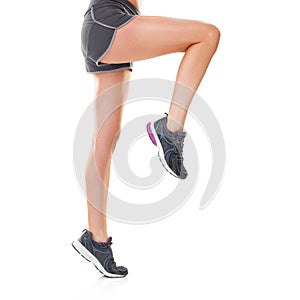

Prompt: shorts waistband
xmin=89 ymin=0 xmax=140 ymax=15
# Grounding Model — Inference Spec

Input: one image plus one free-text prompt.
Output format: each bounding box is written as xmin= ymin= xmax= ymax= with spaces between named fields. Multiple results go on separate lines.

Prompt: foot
xmin=72 ymin=229 xmax=128 ymax=278
xmin=146 ymin=113 xmax=188 ymax=179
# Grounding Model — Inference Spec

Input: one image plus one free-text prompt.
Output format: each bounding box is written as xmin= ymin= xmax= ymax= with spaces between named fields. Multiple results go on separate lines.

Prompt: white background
xmin=1 ymin=0 xmax=299 ymax=299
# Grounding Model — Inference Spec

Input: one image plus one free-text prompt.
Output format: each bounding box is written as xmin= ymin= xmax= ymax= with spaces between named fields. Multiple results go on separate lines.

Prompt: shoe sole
xmin=71 ymin=240 xmax=127 ymax=278
xmin=146 ymin=121 xmax=179 ymax=178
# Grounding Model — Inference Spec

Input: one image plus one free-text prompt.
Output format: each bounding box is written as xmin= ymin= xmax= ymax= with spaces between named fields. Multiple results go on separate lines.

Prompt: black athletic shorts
xmin=81 ymin=0 xmax=141 ymax=73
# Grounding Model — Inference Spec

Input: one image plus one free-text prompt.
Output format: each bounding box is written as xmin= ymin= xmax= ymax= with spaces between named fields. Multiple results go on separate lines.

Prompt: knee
xmin=204 ymin=24 xmax=221 ymax=51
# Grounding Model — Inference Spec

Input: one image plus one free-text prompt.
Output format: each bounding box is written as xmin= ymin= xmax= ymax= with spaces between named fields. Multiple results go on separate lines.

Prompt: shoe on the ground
xmin=146 ymin=113 xmax=188 ymax=179
xmin=72 ymin=229 xmax=128 ymax=278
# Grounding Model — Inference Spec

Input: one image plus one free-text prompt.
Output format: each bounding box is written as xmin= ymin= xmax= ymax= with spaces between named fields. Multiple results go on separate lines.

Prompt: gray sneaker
xmin=72 ymin=229 xmax=128 ymax=278
xmin=146 ymin=113 xmax=188 ymax=179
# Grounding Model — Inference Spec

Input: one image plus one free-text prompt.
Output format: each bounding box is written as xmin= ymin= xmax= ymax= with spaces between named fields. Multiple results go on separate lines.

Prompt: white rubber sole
xmin=147 ymin=121 xmax=179 ymax=178
xmin=72 ymin=240 xmax=126 ymax=278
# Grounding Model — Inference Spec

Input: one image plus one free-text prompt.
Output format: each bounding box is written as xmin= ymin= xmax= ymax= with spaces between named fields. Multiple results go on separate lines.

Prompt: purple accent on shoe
xmin=146 ymin=122 xmax=157 ymax=146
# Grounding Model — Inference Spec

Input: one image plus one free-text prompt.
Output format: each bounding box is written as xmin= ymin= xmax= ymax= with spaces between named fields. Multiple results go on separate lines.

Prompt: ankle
xmin=166 ymin=116 xmax=184 ymax=132
xmin=88 ymin=228 xmax=108 ymax=243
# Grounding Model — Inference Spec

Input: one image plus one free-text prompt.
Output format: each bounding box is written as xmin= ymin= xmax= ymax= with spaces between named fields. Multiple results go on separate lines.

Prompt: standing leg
xmin=85 ymin=70 xmax=131 ymax=242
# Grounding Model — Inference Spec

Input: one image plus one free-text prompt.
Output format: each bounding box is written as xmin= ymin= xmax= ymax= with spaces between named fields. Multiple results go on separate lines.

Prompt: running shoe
xmin=146 ymin=113 xmax=188 ymax=179
xmin=72 ymin=229 xmax=128 ymax=278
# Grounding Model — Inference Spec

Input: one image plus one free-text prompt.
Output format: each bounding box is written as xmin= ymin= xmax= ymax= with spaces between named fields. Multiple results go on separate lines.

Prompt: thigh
xmin=93 ymin=70 xmax=131 ymax=141
xmin=100 ymin=15 xmax=212 ymax=64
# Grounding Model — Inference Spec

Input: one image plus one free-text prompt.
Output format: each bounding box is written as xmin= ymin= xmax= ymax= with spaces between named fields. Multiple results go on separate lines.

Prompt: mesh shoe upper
xmin=154 ymin=114 xmax=188 ymax=179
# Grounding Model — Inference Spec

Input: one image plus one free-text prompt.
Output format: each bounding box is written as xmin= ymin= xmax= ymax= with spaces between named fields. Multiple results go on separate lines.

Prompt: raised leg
xmin=100 ymin=15 xmax=220 ymax=131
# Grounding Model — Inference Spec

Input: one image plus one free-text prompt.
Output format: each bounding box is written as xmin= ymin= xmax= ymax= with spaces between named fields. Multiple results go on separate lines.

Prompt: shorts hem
xmin=86 ymin=66 xmax=133 ymax=74
xmin=116 ymin=14 xmax=138 ymax=29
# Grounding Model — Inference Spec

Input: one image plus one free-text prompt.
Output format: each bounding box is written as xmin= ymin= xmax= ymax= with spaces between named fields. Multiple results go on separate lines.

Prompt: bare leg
xmin=100 ymin=15 xmax=220 ymax=131
xmin=85 ymin=15 xmax=219 ymax=241
xmin=85 ymin=70 xmax=131 ymax=242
